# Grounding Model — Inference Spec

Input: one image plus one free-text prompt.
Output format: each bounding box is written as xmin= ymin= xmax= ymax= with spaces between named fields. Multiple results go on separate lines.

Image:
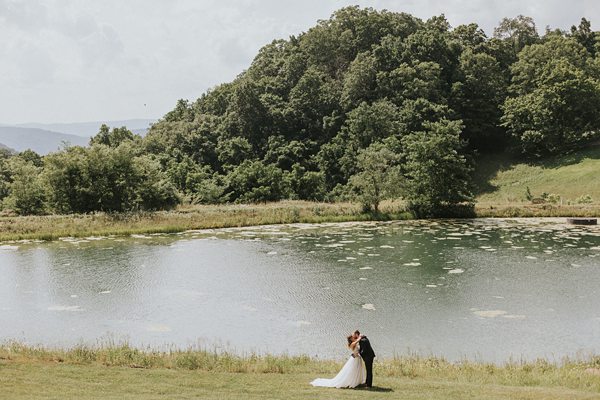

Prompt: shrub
xmin=576 ymin=194 xmax=593 ymax=204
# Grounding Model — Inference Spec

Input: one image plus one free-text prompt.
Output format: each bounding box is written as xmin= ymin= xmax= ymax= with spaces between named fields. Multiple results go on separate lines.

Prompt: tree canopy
xmin=1 ymin=7 xmax=599 ymax=216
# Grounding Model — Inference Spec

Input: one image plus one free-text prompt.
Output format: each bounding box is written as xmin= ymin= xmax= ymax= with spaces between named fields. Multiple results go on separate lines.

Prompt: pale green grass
xmin=0 ymin=201 xmax=409 ymax=242
xmin=2 ymin=343 xmax=600 ymax=399
xmin=2 ymin=364 xmax=600 ymax=400
xmin=476 ymin=147 xmax=600 ymax=205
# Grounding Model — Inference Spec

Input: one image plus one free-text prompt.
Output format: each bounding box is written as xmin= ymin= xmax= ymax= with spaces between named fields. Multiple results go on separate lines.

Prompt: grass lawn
xmin=2 ymin=344 xmax=600 ymax=399
xmin=475 ymin=146 xmax=600 ymax=205
xmin=2 ymin=362 xmax=600 ymax=400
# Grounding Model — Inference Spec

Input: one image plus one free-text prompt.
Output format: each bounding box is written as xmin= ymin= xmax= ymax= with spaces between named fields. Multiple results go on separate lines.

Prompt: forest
xmin=2 ymin=7 xmax=600 ymax=217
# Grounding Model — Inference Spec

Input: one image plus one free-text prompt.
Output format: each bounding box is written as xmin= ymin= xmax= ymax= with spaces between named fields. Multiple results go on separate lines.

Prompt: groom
xmin=353 ymin=330 xmax=375 ymax=388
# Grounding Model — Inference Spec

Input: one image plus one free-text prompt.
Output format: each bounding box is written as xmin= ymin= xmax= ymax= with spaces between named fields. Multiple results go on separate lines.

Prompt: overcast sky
xmin=1 ymin=0 xmax=598 ymax=124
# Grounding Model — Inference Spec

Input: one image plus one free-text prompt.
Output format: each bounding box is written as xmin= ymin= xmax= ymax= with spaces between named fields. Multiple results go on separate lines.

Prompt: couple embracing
xmin=311 ymin=330 xmax=376 ymax=389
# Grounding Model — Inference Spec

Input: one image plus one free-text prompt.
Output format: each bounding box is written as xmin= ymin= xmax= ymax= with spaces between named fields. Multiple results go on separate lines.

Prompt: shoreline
xmin=2 ymin=340 xmax=598 ymax=367
xmin=0 ymin=200 xmax=598 ymax=243
xmin=3 ymin=341 xmax=600 ymax=374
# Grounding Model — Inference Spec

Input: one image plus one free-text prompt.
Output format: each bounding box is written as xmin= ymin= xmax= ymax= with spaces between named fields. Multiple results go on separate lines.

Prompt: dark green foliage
xmin=502 ymin=36 xmax=600 ymax=155
xmin=90 ymin=124 xmax=137 ymax=148
xmin=43 ymin=143 xmax=178 ymax=213
xmin=18 ymin=149 xmax=43 ymax=167
xmin=3 ymin=158 xmax=46 ymax=215
xmin=141 ymin=7 xmax=594 ymax=211
xmin=225 ymin=160 xmax=289 ymax=203
xmin=450 ymin=49 xmax=508 ymax=152
xmin=493 ymin=15 xmax=539 ymax=56
xmin=349 ymin=142 xmax=402 ymax=213
xmin=402 ymin=120 xmax=474 ymax=217
xmin=571 ymin=18 xmax=597 ymax=56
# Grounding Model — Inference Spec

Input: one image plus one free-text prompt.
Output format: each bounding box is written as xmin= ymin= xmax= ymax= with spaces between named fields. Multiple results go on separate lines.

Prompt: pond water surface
xmin=1 ymin=218 xmax=599 ymax=362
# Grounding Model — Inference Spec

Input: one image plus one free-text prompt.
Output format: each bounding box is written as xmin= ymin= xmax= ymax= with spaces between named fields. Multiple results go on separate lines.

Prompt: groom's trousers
xmin=364 ymin=357 xmax=373 ymax=387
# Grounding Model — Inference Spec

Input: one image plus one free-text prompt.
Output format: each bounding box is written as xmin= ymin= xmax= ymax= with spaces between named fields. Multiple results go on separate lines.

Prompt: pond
xmin=1 ymin=218 xmax=599 ymax=362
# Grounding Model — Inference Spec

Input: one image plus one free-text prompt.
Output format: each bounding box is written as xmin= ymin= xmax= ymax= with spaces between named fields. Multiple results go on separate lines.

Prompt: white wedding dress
xmin=310 ymin=344 xmax=366 ymax=388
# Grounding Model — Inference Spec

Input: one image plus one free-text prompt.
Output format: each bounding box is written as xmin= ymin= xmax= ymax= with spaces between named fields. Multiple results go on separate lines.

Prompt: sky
xmin=1 ymin=0 xmax=599 ymax=124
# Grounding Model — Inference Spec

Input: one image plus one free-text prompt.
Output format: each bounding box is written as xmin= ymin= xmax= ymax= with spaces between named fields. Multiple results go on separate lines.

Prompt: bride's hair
xmin=347 ymin=335 xmax=353 ymax=346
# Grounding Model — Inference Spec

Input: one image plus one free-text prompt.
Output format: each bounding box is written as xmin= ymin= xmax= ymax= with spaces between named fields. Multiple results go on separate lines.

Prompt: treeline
xmin=2 ymin=7 xmax=600 ymax=217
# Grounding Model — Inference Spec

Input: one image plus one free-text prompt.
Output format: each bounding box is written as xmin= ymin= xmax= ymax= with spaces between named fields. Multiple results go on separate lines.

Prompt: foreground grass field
xmin=5 ymin=364 xmax=600 ymax=400
xmin=2 ymin=344 xmax=600 ymax=399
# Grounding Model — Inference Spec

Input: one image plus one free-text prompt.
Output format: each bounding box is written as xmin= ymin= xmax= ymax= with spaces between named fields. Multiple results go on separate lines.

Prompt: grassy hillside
xmin=475 ymin=146 xmax=600 ymax=205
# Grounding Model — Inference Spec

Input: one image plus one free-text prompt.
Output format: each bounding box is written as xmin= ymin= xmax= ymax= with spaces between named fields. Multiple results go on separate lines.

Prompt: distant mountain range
xmin=0 ymin=142 xmax=15 ymax=153
xmin=14 ymin=119 xmax=155 ymax=137
xmin=0 ymin=119 xmax=156 ymax=155
xmin=0 ymin=127 xmax=89 ymax=155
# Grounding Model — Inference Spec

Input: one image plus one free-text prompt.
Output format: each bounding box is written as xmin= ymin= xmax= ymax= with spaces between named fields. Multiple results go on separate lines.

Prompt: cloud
xmin=0 ymin=0 xmax=598 ymax=124
xmin=0 ymin=0 xmax=49 ymax=30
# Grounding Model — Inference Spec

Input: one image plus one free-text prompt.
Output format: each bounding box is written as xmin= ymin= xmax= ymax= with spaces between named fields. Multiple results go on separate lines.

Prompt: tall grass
xmin=0 ymin=201 xmax=411 ymax=242
xmin=475 ymin=203 xmax=600 ymax=218
xmin=1 ymin=199 xmax=599 ymax=243
xmin=2 ymin=342 xmax=600 ymax=392
xmin=0 ymin=341 xmax=332 ymax=374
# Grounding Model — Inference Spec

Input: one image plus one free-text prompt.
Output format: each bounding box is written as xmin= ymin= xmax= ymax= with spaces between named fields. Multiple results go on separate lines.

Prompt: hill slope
xmin=0 ymin=127 xmax=89 ymax=155
xmin=475 ymin=146 xmax=600 ymax=205
xmin=0 ymin=142 xmax=15 ymax=153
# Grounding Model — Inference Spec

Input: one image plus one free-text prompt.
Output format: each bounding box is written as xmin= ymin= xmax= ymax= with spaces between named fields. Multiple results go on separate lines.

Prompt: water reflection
xmin=0 ymin=219 xmax=599 ymax=362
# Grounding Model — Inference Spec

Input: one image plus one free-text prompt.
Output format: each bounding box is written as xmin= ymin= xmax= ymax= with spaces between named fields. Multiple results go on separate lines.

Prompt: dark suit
xmin=358 ymin=335 xmax=375 ymax=387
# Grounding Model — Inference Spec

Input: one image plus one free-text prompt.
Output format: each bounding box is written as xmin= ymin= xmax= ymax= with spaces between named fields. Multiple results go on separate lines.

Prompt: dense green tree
xmin=402 ymin=120 xmax=474 ymax=217
xmin=376 ymin=61 xmax=444 ymax=104
xmin=503 ymin=59 xmax=600 ymax=155
xmin=452 ymin=23 xmax=487 ymax=51
xmin=164 ymin=99 xmax=195 ymax=122
xmin=349 ymin=142 xmax=402 ymax=213
xmin=43 ymin=143 xmax=178 ymax=213
xmin=3 ymin=158 xmax=46 ymax=215
xmin=225 ymin=160 xmax=290 ymax=203
xmin=503 ymin=36 xmax=600 ymax=155
xmin=216 ymin=136 xmax=253 ymax=167
xmin=90 ymin=124 xmax=136 ymax=148
xmin=396 ymin=98 xmax=453 ymax=133
xmin=0 ymin=158 xmax=11 ymax=202
xmin=508 ymin=35 xmax=591 ymax=96
xmin=191 ymin=174 xmax=228 ymax=204
xmin=345 ymin=100 xmax=403 ymax=147
xmin=144 ymin=115 xmax=221 ymax=171
xmin=130 ymin=155 xmax=179 ymax=210
xmin=493 ymin=15 xmax=539 ymax=56
xmin=450 ymin=49 xmax=508 ymax=151
xmin=341 ymin=52 xmax=378 ymax=109
xmin=226 ymin=80 xmax=272 ymax=147
xmin=284 ymin=164 xmax=327 ymax=201
xmin=17 ymin=149 xmax=43 ymax=167
xmin=288 ymin=66 xmax=340 ymax=141
xmin=263 ymin=136 xmax=314 ymax=171
xmin=571 ymin=18 xmax=597 ymax=56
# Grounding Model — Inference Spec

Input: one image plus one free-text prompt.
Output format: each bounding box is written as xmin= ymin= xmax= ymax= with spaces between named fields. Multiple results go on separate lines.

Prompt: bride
xmin=310 ymin=335 xmax=366 ymax=388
